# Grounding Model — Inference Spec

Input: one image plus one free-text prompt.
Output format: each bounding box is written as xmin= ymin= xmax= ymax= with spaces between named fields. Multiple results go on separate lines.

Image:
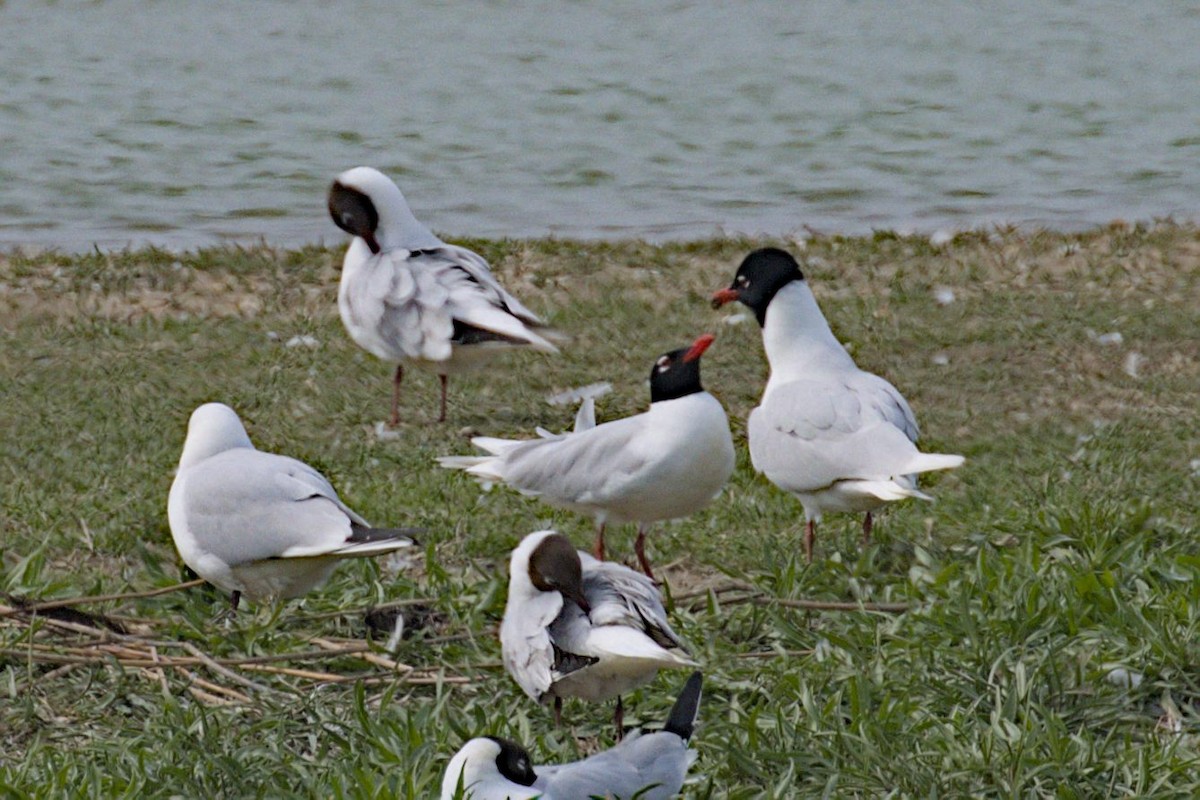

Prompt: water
xmin=2 ymin=1 xmax=1198 ymax=251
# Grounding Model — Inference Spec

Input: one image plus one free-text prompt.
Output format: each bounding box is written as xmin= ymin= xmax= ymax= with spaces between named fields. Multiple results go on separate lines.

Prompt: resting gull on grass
xmin=167 ymin=403 xmax=419 ymax=612
xmin=442 ymin=671 xmax=703 ymax=800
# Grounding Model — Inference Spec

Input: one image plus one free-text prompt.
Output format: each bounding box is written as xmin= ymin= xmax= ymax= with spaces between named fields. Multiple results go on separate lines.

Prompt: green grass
xmin=1 ymin=225 xmax=1198 ymax=797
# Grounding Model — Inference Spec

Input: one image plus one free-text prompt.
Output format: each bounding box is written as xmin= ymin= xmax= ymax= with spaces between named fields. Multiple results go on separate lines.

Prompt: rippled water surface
xmin=3 ymin=1 xmax=1198 ymax=250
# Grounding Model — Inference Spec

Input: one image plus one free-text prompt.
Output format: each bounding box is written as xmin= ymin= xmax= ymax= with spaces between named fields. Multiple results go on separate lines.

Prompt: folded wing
xmin=750 ymin=379 xmax=954 ymax=494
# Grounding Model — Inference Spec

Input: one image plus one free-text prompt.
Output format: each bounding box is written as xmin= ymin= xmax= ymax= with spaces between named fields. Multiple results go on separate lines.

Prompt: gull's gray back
xmin=579 ymin=555 xmax=686 ymax=651
xmin=180 ymin=449 xmax=360 ymax=566
xmin=535 ymin=731 xmax=694 ymax=800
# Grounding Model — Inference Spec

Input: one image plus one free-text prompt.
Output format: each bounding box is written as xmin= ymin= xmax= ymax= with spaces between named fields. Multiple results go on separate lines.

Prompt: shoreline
xmin=1 ymin=216 xmax=1197 ymax=259
xmin=4 ymin=223 xmax=1198 ymax=329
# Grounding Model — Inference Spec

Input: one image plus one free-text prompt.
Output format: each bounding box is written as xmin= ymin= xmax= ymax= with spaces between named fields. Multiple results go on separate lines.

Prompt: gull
xmin=442 ymin=737 xmax=540 ymax=800
xmin=327 ymin=166 xmax=560 ymax=424
xmin=441 ymin=672 xmax=703 ymax=800
xmin=498 ymin=530 xmax=696 ymax=735
xmin=712 ymin=247 xmax=964 ymax=562
xmin=437 ymin=335 xmax=734 ymax=578
xmin=167 ymin=403 xmax=419 ymax=611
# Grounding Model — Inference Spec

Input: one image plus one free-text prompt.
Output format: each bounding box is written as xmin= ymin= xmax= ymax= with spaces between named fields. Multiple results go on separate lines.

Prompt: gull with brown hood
xmin=499 ymin=530 xmax=695 ymax=736
xmin=327 ymin=166 xmax=560 ymax=424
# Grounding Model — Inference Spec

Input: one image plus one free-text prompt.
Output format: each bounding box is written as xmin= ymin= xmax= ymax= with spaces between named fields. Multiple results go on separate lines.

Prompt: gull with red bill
xmin=713 ymin=248 xmax=964 ymax=562
xmin=437 ymin=334 xmax=734 ymax=578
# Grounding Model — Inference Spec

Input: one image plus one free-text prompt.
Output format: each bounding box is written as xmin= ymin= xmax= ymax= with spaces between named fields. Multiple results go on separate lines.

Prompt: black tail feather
xmin=349 ymin=522 xmax=423 ymax=546
xmin=662 ymin=671 xmax=703 ymax=740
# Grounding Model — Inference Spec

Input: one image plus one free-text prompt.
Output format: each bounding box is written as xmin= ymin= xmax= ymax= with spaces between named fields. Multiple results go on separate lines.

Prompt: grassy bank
xmin=1 ymin=225 xmax=1198 ymax=797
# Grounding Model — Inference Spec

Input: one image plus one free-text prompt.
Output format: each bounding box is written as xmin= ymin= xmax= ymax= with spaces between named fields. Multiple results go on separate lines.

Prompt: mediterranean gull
xmin=712 ymin=247 xmax=964 ymax=562
xmin=437 ymin=334 xmax=734 ymax=578
xmin=327 ymin=166 xmax=560 ymax=424
xmin=167 ymin=403 xmax=419 ymax=611
xmin=441 ymin=671 xmax=703 ymax=800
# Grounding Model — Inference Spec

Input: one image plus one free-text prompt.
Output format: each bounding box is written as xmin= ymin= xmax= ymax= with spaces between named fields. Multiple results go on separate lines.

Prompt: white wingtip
xmin=546 ymin=381 xmax=613 ymax=407
xmin=905 ymin=452 xmax=966 ymax=474
xmin=573 ymin=397 xmax=596 ymax=432
xmin=850 ymin=480 xmax=934 ymax=503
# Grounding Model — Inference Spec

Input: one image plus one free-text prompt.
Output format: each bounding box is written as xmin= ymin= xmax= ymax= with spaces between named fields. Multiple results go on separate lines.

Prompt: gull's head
xmin=328 ymin=167 xmax=443 ymax=255
xmin=711 ymin=248 xmax=805 ymax=326
xmin=177 ymin=402 xmax=254 ymax=472
xmin=510 ymin=530 xmax=590 ymax=613
xmin=441 ymin=737 xmax=537 ymax=799
xmin=649 ymin=333 xmax=714 ymax=403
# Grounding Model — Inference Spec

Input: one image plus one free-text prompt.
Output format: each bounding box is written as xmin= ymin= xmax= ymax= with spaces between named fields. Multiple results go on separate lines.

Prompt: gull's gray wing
xmin=535 ymin=732 xmax=693 ymax=800
xmin=437 ymin=244 xmax=546 ymax=325
xmin=179 ymin=449 xmax=364 ymax=566
xmin=492 ymin=415 xmax=653 ymax=510
xmin=378 ymin=247 xmax=555 ymax=362
xmin=845 ymin=368 xmax=920 ymax=443
xmin=578 ymin=553 xmax=687 ymax=651
xmin=749 ymin=379 xmax=925 ymax=494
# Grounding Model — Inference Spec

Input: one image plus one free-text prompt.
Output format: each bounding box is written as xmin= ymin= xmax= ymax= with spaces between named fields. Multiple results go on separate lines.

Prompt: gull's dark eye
xmin=737 ymin=274 xmax=749 ymax=286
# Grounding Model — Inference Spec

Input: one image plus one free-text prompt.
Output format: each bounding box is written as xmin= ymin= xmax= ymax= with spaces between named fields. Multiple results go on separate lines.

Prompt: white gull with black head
xmin=442 ymin=672 xmax=704 ymax=799
xmin=437 ymin=335 xmax=734 ymax=576
xmin=712 ymin=247 xmax=965 ymax=561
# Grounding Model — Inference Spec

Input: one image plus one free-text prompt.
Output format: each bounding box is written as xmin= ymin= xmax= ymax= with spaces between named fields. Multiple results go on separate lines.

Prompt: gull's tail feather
xmin=524 ymin=330 xmax=562 ymax=355
xmin=451 ymin=308 xmax=561 ymax=355
xmin=468 ymin=436 xmax=524 ymax=456
xmin=435 ymin=454 xmax=492 ymax=471
xmin=848 ymin=480 xmax=934 ymax=503
xmin=904 ymin=452 xmax=965 ymax=475
xmin=663 ymin=672 xmax=703 ymax=740
xmin=435 ymin=434 xmax=523 ymax=472
xmin=435 ymin=450 xmax=505 ymax=488
xmin=535 ymin=325 xmax=572 ymax=348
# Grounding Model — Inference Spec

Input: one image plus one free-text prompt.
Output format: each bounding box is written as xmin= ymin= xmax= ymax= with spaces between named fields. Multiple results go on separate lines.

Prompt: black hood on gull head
xmin=649 ymin=334 xmax=714 ymax=403
xmin=712 ymin=248 xmax=804 ymax=326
